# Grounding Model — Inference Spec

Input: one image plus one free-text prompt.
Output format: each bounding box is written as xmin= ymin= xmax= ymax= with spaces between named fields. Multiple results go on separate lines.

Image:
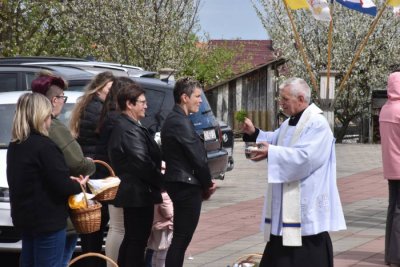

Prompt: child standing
xmin=146 ymin=191 xmax=174 ymax=267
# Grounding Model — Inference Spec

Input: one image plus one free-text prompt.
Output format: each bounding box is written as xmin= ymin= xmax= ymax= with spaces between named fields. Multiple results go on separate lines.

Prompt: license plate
xmin=203 ymin=129 xmax=216 ymax=141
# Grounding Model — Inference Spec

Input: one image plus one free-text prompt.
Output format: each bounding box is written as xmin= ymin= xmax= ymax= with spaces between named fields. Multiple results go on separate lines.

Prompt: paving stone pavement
xmin=180 ymin=141 xmax=386 ymax=267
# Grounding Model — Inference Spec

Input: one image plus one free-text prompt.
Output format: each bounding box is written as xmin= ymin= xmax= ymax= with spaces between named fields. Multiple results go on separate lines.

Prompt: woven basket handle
xmin=233 ymin=253 xmax=263 ymax=265
xmin=93 ymin=160 xmax=116 ymax=177
xmin=69 ymin=252 xmax=118 ymax=266
xmin=79 ymin=183 xmax=89 ymax=209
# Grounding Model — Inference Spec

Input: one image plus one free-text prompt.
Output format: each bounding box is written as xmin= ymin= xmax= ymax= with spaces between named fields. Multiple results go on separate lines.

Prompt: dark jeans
xmin=21 ymin=228 xmax=66 ymax=267
xmin=165 ymin=182 xmax=203 ymax=267
xmin=118 ymin=206 xmax=154 ymax=267
xmin=62 ymin=234 xmax=77 ymax=267
xmin=385 ymin=180 xmax=400 ymax=264
xmin=144 ymin=248 xmax=154 ymax=267
xmin=79 ymin=203 xmax=109 ymax=267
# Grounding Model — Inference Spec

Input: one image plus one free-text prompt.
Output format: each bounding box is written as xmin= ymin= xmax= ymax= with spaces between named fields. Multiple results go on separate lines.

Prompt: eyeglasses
xmin=55 ymin=95 xmax=68 ymax=103
xmin=136 ymin=100 xmax=147 ymax=105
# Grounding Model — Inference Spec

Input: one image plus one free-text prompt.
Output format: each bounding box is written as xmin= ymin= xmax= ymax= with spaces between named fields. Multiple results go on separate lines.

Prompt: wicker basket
xmin=69 ymin=252 xmax=118 ymax=267
xmin=70 ymin=184 xmax=102 ymax=234
xmin=232 ymin=253 xmax=263 ymax=267
xmin=92 ymin=160 xmax=119 ymax=201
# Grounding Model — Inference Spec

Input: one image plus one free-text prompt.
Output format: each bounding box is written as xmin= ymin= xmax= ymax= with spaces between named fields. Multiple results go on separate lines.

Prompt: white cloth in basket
xmin=87 ymin=177 xmax=120 ymax=195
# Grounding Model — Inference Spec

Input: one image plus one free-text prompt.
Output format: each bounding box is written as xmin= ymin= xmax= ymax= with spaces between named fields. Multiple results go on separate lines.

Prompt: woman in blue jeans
xmin=6 ymin=93 xmax=88 ymax=267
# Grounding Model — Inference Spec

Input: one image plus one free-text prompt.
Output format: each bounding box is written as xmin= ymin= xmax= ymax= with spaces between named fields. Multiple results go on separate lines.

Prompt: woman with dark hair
xmin=69 ymin=71 xmax=114 ymax=267
xmin=108 ymin=83 xmax=163 ymax=267
xmin=95 ymin=77 xmax=136 ymax=266
xmin=96 ymin=77 xmax=135 ymax=151
xmin=161 ymin=77 xmax=216 ymax=267
xmin=7 ymin=93 xmax=88 ymax=267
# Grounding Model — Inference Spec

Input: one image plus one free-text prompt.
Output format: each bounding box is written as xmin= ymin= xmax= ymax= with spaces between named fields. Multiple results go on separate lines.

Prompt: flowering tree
xmin=252 ymin=0 xmax=400 ymax=142
xmin=0 ymin=0 xmax=239 ymax=86
xmin=0 ymin=0 xmax=201 ymax=72
xmin=0 ymin=0 xmax=248 ymax=89
xmin=0 ymin=1 xmax=73 ymax=56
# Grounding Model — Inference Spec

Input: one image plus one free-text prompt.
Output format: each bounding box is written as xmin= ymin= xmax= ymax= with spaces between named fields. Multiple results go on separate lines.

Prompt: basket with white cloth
xmin=89 ymin=160 xmax=120 ymax=201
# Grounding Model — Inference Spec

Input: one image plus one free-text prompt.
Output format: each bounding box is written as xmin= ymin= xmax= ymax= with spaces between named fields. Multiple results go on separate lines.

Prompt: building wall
xmin=205 ymin=64 xmax=280 ymax=133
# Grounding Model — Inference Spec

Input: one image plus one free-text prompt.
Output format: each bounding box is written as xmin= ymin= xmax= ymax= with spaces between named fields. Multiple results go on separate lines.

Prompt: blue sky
xmin=198 ymin=0 xmax=269 ymax=40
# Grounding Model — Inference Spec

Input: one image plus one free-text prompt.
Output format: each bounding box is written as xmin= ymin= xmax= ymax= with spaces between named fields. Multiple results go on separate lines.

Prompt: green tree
xmin=0 ymin=0 xmax=202 ymax=72
xmin=252 ymin=0 xmax=400 ymax=142
xmin=179 ymin=37 xmax=249 ymax=87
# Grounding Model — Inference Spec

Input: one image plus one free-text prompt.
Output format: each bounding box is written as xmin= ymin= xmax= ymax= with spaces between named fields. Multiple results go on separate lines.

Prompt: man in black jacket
xmin=161 ymin=77 xmax=217 ymax=267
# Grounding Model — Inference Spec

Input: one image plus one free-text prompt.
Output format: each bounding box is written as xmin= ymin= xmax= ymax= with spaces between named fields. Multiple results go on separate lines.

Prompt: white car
xmin=0 ymin=91 xmax=83 ymax=251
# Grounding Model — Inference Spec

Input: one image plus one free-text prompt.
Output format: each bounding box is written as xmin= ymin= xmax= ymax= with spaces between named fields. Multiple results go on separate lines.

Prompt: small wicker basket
xmin=70 ymin=184 xmax=102 ymax=234
xmin=92 ymin=160 xmax=119 ymax=201
xmin=69 ymin=252 xmax=118 ymax=267
xmin=232 ymin=253 xmax=263 ymax=267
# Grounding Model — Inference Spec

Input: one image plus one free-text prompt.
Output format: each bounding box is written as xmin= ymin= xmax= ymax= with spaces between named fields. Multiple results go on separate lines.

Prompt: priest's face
xmin=279 ymin=86 xmax=306 ymax=116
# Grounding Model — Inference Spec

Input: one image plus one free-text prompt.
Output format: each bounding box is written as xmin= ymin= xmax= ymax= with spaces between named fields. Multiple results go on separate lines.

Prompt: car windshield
xmin=0 ymin=103 xmax=74 ymax=148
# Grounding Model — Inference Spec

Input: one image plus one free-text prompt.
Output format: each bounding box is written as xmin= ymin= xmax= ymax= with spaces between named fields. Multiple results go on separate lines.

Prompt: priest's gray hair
xmin=279 ymin=77 xmax=311 ymax=104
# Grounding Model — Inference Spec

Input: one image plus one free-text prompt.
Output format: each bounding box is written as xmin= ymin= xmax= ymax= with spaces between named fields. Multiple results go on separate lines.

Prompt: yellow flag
xmin=285 ymin=0 xmax=309 ymax=10
xmin=388 ymin=0 xmax=400 ymax=6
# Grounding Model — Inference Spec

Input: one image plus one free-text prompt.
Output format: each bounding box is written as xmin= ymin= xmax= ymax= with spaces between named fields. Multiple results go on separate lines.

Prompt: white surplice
xmin=257 ymin=104 xmax=346 ymax=243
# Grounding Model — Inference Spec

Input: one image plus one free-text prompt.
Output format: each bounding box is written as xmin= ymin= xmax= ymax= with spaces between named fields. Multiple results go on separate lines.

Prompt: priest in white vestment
xmin=242 ymin=77 xmax=346 ymax=267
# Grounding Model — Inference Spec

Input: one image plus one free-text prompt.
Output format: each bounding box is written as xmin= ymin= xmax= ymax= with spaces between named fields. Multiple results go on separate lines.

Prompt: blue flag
xmin=335 ymin=0 xmax=377 ymax=16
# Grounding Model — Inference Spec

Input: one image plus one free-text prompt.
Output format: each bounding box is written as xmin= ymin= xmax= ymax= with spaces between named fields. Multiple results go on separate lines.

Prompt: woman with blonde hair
xmin=69 ymin=71 xmax=115 ymax=266
xmin=7 ymin=93 xmax=88 ymax=267
xmin=11 ymin=93 xmax=53 ymax=140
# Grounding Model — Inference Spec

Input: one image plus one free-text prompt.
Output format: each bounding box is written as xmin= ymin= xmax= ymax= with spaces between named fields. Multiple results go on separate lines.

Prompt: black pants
xmin=79 ymin=203 xmax=109 ymax=267
xmin=259 ymin=232 xmax=333 ymax=267
xmin=165 ymin=182 xmax=203 ymax=267
xmin=117 ymin=206 xmax=154 ymax=267
xmin=385 ymin=180 xmax=400 ymax=264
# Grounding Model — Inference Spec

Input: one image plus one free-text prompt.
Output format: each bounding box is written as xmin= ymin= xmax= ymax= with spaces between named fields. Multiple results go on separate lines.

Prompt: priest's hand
xmin=242 ymin=117 xmax=256 ymax=135
xmin=250 ymin=141 xmax=269 ymax=161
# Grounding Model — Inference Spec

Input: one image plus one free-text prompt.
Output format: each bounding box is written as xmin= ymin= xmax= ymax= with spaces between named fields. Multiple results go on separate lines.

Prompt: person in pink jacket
xmin=379 ymin=71 xmax=400 ymax=267
xmin=146 ymin=191 xmax=174 ymax=267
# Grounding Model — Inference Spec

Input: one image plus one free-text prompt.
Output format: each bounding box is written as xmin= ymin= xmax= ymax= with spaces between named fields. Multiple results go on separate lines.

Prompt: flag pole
xmin=334 ymin=0 xmax=389 ymax=104
xmin=326 ymin=3 xmax=334 ymax=104
xmin=282 ymin=0 xmax=320 ymax=97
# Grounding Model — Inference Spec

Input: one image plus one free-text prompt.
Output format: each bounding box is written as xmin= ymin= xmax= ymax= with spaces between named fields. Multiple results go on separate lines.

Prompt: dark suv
xmin=0 ymin=62 xmax=229 ymax=180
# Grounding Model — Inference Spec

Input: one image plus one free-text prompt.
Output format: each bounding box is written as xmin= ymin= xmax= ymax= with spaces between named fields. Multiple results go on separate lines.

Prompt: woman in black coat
xmin=108 ymin=83 xmax=163 ymax=267
xmin=7 ymin=93 xmax=88 ymax=267
xmin=96 ymin=77 xmax=136 ymax=264
xmin=161 ymin=77 xmax=216 ymax=267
